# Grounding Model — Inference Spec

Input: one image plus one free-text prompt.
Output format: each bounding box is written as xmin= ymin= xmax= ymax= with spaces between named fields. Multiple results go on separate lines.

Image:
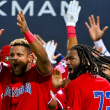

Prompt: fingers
xmin=0 ymin=29 xmax=4 ymax=36
xmin=62 ymin=9 xmax=66 ymax=16
xmin=68 ymin=1 xmax=73 ymax=12
xmin=19 ymin=10 xmax=25 ymax=21
xmin=17 ymin=22 xmax=22 ymax=28
xmin=49 ymin=40 xmax=55 ymax=52
xmin=46 ymin=40 xmax=57 ymax=54
xmin=56 ymin=68 xmax=61 ymax=76
xmin=77 ymin=6 xmax=81 ymax=14
xmin=85 ymin=15 xmax=98 ymax=29
xmin=17 ymin=10 xmax=25 ymax=25
xmin=31 ymin=53 xmax=37 ymax=59
xmin=88 ymin=16 xmax=93 ymax=27
xmin=91 ymin=15 xmax=96 ymax=26
xmin=45 ymin=41 xmax=51 ymax=51
xmin=54 ymin=54 xmax=61 ymax=60
xmin=53 ymin=68 xmax=61 ymax=76
xmin=102 ymin=26 xmax=108 ymax=33
xmin=51 ymin=42 xmax=57 ymax=56
xmin=17 ymin=14 xmax=22 ymax=24
xmin=74 ymin=1 xmax=78 ymax=12
xmin=85 ymin=22 xmax=90 ymax=29
xmin=97 ymin=16 xmax=100 ymax=27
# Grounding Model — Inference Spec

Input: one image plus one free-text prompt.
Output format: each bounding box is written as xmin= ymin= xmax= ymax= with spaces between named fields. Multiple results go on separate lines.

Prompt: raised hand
xmin=45 ymin=40 xmax=61 ymax=64
xmin=85 ymin=15 xmax=108 ymax=41
xmin=0 ymin=29 xmax=4 ymax=36
xmin=62 ymin=0 xmax=81 ymax=26
xmin=17 ymin=10 xmax=28 ymax=34
xmin=52 ymin=68 xmax=66 ymax=89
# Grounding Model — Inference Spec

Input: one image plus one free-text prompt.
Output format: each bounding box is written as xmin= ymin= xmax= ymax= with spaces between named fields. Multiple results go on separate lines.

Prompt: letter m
xmin=12 ymin=1 xmax=34 ymax=16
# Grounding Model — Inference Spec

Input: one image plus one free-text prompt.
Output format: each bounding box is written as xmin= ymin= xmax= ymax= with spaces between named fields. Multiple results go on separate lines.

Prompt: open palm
xmin=85 ymin=15 xmax=108 ymax=41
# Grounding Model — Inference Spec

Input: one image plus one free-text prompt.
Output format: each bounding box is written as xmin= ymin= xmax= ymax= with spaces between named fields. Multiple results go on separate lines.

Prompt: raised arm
xmin=17 ymin=10 xmax=52 ymax=74
xmin=85 ymin=15 xmax=110 ymax=56
xmin=34 ymin=34 xmax=62 ymax=64
xmin=63 ymin=0 xmax=81 ymax=52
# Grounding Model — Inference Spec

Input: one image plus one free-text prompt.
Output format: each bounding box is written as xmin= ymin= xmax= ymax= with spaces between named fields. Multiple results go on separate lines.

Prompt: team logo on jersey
xmin=4 ymin=83 xmax=31 ymax=97
xmin=59 ymin=60 xmax=67 ymax=68
xmin=57 ymin=90 xmax=63 ymax=94
xmin=55 ymin=60 xmax=67 ymax=73
xmin=5 ymin=56 xmax=9 ymax=61
xmin=55 ymin=65 xmax=65 ymax=73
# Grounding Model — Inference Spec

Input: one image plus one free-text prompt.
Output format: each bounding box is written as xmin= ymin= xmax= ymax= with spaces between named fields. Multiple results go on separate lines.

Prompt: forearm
xmin=67 ymin=26 xmax=78 ymax=52
xmin=24 ymin=30 xmax=51 ymax=74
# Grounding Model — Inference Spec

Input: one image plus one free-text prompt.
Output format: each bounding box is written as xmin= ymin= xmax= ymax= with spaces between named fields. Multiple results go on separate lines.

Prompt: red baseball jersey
xmin=51 ymin=59 xmax=69 ymax=94
xmin=0 ymin=62 xmax=52 ymax=110
xmin=66 ymin=72 xmax=110 ymax=110
xmin=55 ymin=87 xmax=67 ymax=110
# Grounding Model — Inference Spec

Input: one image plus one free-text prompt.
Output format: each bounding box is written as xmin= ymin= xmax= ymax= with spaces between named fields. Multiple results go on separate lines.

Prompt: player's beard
xmin=69 ymin=64 xmax=80 ymax=80
xmin=11 ymin=62 xmax=28 ymax=76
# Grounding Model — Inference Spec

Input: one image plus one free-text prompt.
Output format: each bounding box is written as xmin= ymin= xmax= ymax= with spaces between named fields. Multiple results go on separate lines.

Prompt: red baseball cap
xmin=0 ymin=45 xmax=10 ymax=64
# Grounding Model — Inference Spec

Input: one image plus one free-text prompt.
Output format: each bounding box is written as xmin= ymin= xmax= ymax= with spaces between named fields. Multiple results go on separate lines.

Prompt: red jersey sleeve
xmin=48 ymin=91 xmax=53 ymax=105
xmin=35 ymin=65 xmax=53 ymax=82
xmin=55 ymin=87 xmax=67 ymax=110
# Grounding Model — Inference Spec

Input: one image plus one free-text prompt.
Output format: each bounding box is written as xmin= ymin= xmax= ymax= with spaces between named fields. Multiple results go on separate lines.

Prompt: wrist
xmin=67 ymin=26 xmax=76 ymax=38
xmin=24 ymin=30 xmax=36 ymax=43
xmin=66 ymin=22 xmax=76 ymax=27
xmin=94 ymin=39 xmax=106 ymax=53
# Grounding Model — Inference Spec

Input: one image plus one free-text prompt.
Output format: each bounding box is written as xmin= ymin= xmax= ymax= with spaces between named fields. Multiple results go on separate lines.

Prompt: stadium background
xmin=0 ymin=0 xmax=110 ymax=56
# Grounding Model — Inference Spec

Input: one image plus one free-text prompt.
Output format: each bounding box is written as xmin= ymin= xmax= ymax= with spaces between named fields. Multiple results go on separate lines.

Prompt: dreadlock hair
xmin=70 ymin=44 xmax=110 ymax=82
xmin=10 ymin=38 xmax=31 ymax=55
xmin=97 ymin=56 xmax=110 ymax=82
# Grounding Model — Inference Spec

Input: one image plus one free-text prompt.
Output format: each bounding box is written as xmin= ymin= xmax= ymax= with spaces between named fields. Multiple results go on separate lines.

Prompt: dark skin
xmin=50 ymin=49 xmax=81 ymax=109
xmin=66 ymin=49 xmax=80 ymax=78
xmin=9 ymin=46 xmax=31 ymax=76
xmin=17 ymin=10 xmax=52 ymax=74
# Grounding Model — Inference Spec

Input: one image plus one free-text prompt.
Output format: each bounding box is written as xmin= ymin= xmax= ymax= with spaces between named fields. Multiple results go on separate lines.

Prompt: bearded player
xmin=0 ymin=10 xmax=52 ymax=110
xmin=65 ymin=44 xmax=110 ymax=110
xmin=49 ymin=44 xmax=110 ymax=110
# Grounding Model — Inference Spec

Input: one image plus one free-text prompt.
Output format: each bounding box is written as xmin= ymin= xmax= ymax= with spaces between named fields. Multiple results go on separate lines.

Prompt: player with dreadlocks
xmin=85 ymin=14 xmax=110 ymax=81
xmin=67 ymin=44 xmax=110 ymax=81
xmin=65 ymin=44 xmax=110 ymax=110
xmin=97 ymin=56 xmax=110 ymax=82
xmin=49 ymin=44 xmax=110 ymax=110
